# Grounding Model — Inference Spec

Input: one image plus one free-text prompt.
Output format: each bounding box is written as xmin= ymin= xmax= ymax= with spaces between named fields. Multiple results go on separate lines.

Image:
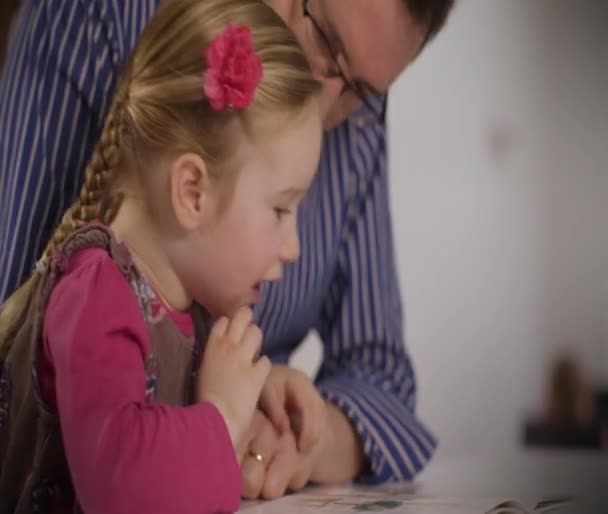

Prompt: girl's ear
xmin=169 ymin=152 xmax=213 ymax=231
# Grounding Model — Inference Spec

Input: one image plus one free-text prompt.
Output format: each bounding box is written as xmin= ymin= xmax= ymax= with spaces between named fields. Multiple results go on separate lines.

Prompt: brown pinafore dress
xmin=0 ymin=224 xmax=211 ymax=513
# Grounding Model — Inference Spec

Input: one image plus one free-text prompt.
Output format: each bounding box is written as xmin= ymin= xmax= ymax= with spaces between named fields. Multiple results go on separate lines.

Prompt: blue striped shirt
xmin=0 ymin=0 xmax=436 ymax=482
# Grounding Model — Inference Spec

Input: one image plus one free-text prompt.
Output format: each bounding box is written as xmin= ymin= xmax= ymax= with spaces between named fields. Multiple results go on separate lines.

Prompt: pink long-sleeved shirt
xmin=39 ymin=247 xmax=240 ymax=513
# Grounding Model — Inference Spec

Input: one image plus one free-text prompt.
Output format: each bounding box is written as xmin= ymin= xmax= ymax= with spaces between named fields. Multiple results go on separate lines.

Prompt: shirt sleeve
xmin=0 ymin=0 xmax=119 ymax=302
xmin=43 ymin=250 xmax=241 ymax=514
xmin=315 ymin=120 xmax=437 ymax=483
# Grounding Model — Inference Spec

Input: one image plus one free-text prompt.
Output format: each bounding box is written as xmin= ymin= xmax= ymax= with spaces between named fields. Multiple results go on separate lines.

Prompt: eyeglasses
xmin=302 ymin=0 xmax=387 ymax=125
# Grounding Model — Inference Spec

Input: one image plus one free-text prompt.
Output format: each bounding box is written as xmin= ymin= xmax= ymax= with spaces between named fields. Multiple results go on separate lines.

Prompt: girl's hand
xmin=196 ymin=306 xmax=271 ymax=451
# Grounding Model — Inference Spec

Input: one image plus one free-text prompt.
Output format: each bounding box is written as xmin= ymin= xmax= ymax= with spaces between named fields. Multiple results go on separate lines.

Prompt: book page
xmin=238 ymin=484 xmax=575 ymax=514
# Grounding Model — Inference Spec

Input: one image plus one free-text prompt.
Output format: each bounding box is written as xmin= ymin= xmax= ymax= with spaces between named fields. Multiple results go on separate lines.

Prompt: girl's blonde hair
xmin=0 ymin=0 xmax=321 ymax=355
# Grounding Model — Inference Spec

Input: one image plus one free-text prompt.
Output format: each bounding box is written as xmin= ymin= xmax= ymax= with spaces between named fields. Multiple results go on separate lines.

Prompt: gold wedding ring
xmin=249 ymin=451 xmax=264 ymax=464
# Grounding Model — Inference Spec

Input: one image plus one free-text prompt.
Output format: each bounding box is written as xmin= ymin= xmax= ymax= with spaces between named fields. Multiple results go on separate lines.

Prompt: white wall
xmin=291 ymin=0 xmax=608 ymax=456
xmin=388 ymin=0 xmax=608 ymax=454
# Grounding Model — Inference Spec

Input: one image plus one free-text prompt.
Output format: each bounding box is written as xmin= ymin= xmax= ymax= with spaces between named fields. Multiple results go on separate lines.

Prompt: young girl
xmin=0 ymin=0 xmax=322 ymax=512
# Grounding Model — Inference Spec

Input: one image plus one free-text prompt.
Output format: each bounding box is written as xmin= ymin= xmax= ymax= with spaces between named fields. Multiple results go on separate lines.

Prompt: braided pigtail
xmin=44 ymin=86 xmax=129 ymax=260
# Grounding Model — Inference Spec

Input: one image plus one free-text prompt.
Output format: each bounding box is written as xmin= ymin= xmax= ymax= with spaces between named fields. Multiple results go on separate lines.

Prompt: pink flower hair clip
xmin=203 ymin=23 xmax=263 ymax=112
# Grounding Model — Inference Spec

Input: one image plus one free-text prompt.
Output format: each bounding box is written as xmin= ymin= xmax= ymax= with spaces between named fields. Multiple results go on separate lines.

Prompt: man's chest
xmin=253 ymin=141 xmax=352 ymax=352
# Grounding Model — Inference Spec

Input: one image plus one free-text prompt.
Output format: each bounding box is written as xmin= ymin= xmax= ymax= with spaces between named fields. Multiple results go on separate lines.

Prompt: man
xmin=0 ymin=0 xmax=453 ymax=500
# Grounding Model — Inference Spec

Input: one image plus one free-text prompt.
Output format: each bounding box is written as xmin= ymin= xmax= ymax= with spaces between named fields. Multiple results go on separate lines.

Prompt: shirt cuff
xmin=317 ymin=373 xmax=437 ymax=483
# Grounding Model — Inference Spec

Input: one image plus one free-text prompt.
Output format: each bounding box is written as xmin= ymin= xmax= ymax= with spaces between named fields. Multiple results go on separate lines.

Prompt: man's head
xmin=266 ymin=0 xmax=454 ymax=128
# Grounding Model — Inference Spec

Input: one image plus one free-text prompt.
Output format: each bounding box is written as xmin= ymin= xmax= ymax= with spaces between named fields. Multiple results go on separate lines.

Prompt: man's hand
xmin=259 ymin=364 xmax=328 ymax=452
xmin=240 ymin=364 xmax=330 ymax=499
xmin=240 ymin=409 xmax=322 ymax=499
xmin=238 ymin=410 xmax=281 ymax=498
xmin=240 ymin=365 xmax=367 ymax=499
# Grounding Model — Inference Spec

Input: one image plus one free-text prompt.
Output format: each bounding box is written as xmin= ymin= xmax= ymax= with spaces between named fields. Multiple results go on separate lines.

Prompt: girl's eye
xmin=274 ymin=207 xmax=291 ymax=220
xmin=326 ymin=65 xmax=342 ymax=79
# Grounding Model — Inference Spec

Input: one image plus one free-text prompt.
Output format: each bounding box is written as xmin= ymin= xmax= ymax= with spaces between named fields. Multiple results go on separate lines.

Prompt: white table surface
xmin=416 ymin=449 xmax=606 ymax=509
xmin=239 ymin=449 xmax=607 ymax=513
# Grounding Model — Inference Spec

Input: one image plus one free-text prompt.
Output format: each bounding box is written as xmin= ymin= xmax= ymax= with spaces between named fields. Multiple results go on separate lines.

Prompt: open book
xmin=239 ymin=484 xmax=577 ymax=514
xmin=485 ymin=498 xmax=574 ymax=513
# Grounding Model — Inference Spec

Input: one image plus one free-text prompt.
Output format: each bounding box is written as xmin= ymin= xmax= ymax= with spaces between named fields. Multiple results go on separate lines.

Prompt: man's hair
xmin=405 ymin=0 xmax=455 ymax=47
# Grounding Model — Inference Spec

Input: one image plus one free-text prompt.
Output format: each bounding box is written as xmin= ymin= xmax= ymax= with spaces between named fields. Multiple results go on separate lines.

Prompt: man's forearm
xmin=310 ymin=402 xmax=366 ymax=484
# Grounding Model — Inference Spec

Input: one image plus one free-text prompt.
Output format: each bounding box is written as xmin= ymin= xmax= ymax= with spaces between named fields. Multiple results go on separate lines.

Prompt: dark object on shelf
xmin=523 ymin=390 xmax=608 ymax=450
xmin=523 ymin=420 xmax=602 ymax=449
